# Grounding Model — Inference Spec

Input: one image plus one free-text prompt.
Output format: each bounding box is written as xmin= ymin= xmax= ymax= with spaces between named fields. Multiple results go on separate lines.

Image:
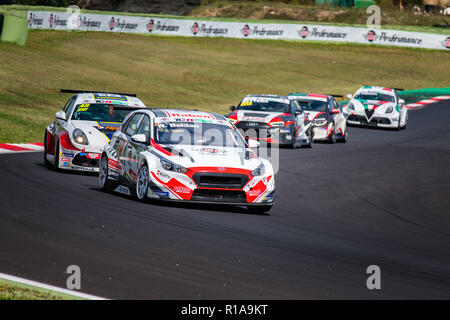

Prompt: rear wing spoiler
xmin=60 ymin=89 xmax=137 ymax=97
xmin=328 ymin=94 xmax=345 ymax=99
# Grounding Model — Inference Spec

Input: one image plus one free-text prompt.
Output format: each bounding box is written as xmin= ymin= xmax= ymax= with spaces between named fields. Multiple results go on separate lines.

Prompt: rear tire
xmin=329 ymin=124 xmax=336 ymax=144
xmin=99 ymin=155 xmax=118 ymax=192
xmin=247 ymin=205 xmax=272 ymax=214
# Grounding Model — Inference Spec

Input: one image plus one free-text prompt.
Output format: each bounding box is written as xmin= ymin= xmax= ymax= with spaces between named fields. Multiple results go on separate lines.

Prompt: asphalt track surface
xmin=1 ymin=101 xmax=450 ymax=299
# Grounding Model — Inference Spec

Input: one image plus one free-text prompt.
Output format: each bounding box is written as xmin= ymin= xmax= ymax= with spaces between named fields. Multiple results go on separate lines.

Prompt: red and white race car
xmin=44 ymin=89 xmax=147 ymax=172
xmin=99 ymin=109 xmax=275 ymax=213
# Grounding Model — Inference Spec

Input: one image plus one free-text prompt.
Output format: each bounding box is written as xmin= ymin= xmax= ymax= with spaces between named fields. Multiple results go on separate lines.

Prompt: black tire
xmin=134 ymin=163 xmax=149 ymax=201
xmin=329 ymin=123 xmax=336 ymax=144
xmin=54 ymin=141 xmax=61 ymax=171
xmin=339 ymin=128 xmax=348 ymax=143
xmin=43 ymin=130 xmax=51 ymax=167
xmin=247 ymin=205 xmax=272 ymax=214
xmin=99 ymin=155 xmax=118 ymax=192
xmin=290 ymin=127 xmax=297 ymax=149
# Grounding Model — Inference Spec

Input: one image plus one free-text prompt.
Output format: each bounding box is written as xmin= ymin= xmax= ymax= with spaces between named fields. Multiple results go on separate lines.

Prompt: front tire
xmin=135 ymin=163 xmax=149 ymax=200
xmin=99 ymin=155 xmax=118 ymax=191
xmin=329 ymin=123 xmax=336 ymax=144
xmin=54 ymin=141 xmax=61 ymax=171
xmin=43 ymin=130 xmax=51 ymax=167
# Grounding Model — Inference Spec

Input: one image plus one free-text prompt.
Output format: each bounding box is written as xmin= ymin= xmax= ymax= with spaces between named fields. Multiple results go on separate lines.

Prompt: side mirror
xmin=331 ymin=108 xmax=339 ymax=114
xmin=131 ymin=134 xmax=147 ymax=144
xmin=229 ymin=106 xmax=236 ymax=111
xmin=55 ymin=111 xmax=66 ymax=121
xmin=346 ymin=94 xmax=353 ymax=100
xmin=294 ymin=109 xmax=302 ymax=115
xmin=248 ymin=139 xmax=260 ymax=149
xmin=398 ymin=99 xmax=405 ymax=104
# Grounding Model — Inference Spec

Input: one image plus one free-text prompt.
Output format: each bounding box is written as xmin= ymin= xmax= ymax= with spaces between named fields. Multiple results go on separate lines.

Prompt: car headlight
xmin=72 ymin=128 xmax=89 ymax=145
xmin=313 ymin=118 xmax=327 ymax=126
xmin=270 ymin=121 xmax=285 ymax=127
xmin=385 ymin=106 xmax=393 ymax=113
xmin=251 ymin=162 xmax=265 ymax=176
xmin=160 ymin=158 xmax=188 ymax=173
xmin=347 ymin=102 xmax=355 ymax=111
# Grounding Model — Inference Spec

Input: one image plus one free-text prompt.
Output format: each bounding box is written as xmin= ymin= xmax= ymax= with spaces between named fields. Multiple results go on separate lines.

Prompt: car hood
xmin=155 ymin=144 xmax=261 ymax=170
xmin=304 ymin=110 xmax=327 ymax=120
xmin=352 ymin=99 xmax=396 ymax=111
xmin=235 ymin=110 xmax=287 ymax=123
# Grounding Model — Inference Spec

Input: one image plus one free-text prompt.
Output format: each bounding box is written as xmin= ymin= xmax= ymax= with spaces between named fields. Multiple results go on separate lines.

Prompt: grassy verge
xmin=0 ymin=30 xmax=449 ymax=143
xmin=0 ymin=278 xmax=84 ymax=300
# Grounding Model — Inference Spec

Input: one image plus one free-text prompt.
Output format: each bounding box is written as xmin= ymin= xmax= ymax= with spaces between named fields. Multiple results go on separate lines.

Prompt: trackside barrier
xmin=25 ymin=9 xmax=450 ymax=51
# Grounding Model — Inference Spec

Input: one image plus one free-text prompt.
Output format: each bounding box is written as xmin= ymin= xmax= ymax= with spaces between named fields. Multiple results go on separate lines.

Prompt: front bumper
xmin=58 ymin=148 xmax=102 ymax=172
xmin=147 ymin=169 xmax=275 ymax=205
xmin=347 ymin=114 xmax=398 ymax=128
xmin=236 ymin=122 xmax=293 ymax=145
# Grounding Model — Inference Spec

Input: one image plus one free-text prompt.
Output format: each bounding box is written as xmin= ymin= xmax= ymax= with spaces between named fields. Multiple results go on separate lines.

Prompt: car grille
xmin=243 ymin=112 xmax=269 ymax=118
xmin=365 ymin=109 xmax=375 ymax=120
xmin=236 ymin=121 xmax=270 ymax=129
xmin=348 ymin=115 xmax=391 ymax=126
xmin=191 ymin=189 xmax=247 ymax=203
xmin=72 ymin=154 xmax=99 ymax=167
xmin=193 ymin=173 xmax=249 ymax=189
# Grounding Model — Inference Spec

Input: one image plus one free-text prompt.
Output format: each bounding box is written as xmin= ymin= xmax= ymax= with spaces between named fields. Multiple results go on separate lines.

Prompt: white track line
xmin=406 ymin=95 xmax=450 ymax=109
xmin=0 ymin=272 xmax=108 ymax=300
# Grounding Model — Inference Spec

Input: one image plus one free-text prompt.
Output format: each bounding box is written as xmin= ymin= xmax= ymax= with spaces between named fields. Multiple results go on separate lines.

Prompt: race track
xmin=1 ymin=101 xmax=450 ymax=299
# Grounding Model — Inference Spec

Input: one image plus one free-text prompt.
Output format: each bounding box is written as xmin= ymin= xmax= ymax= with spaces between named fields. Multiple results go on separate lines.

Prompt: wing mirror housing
xmin=346 ymin=94 xmax=353 ymax=100
xmin=131 ymin=134 xmax=147 ymax=144
xmin=331 ymin=108 xmax=340 ymax=114
xmin=55 ymin=111 xmax=67 ymax=121
xmin=398 ymin=99 xmax=405 ymax=104
xmin=229 ymin=106 xmax=236 ymax=111
xmin=248 ymin=139 xmax=260 ymax=149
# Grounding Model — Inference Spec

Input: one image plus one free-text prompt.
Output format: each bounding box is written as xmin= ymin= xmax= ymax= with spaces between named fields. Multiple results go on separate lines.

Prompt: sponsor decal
xmin=172 ymin=186 xmax=191 ymax=194
xmin=76 ymin=16 xmax=102 ymax=28
xmin=151 ymin=190 xmax=169 ymax=197
xmin=87 ymin=153 xmax=101 ymax=160
xmin=28 ymin=13 xmax=43 ymax=27
xmin=248 ymin=189 xmax=262 ymax=197
xmin=61 ymin=157 xmax=72 ymax=162
xmin=192 ymin=22 xmax=199 ymax=35
xmin=366 ymin=30 xmax=423 ymax=44
xmin=444 ymin=37 xmax=450 ymax=49
xmin=300 ymin=26 xmax=308 ymax=38
xmin=109 ymin=17 xmax=138 ymax=30
xmin=367 ymin=30 xmax=377 ymax=42
xmin=242 ymin=25 xmax=284 ymax=37
xmin=299 ymin=27 xmax=347 ymax=39
xmin=62 ymin=153 xmax=75 ymax=158
xmin=148 ymin=19 xmax=180 ymax=33
xmin=156 ymin=170 xmax=170 ymax=179
xmin=93 ymin=93 xmax=128 ymax=101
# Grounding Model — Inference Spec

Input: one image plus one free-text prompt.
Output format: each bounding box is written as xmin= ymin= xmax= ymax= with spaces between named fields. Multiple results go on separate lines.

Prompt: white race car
xmin=288 ymin=93 xmax=348 ymax=143
xmin=99 ymin=109 xmax=275 ymax=213
xmin=44 ymin=90 xmax=147 ymax=172
xmin=344 ymin=86 xmax=408 ymax=130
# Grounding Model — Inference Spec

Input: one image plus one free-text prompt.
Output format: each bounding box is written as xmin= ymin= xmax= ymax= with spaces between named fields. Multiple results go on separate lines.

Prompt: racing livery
xmin=344 ymin=86 xmax=408 ymax=129
xmin=287 ymin=93 xmax=348 ymax=143
xmin=99 ymin=109 xmax=275 ymax=213
xmin=226 ymin=94 xmax=313 ymax=148
xmin=44 ymin=90 xmax=147 ymax=172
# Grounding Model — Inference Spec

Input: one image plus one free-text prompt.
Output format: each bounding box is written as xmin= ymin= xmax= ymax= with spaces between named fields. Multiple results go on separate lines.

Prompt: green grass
xmin=0 ymin=278 xmax=84 ymax=300
xmin=0 ymin=30 xmax=449 ymax=143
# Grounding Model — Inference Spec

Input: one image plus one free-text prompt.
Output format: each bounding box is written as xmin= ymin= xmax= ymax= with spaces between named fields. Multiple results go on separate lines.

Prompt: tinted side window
xmin=63 ymin=97 xmax=75 ymax=118
xmin=136 ymin=115 xmax=151 ymax=142
xmin=125 ymin=114 xmax=143 ymax=136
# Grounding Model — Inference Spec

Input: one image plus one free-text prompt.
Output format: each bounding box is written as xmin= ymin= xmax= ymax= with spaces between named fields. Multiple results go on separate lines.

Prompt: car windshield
xmin=294 ymin=99 xmax=328 ymax=112
xmin=71 ymin=104 xmax=135 ymax=122
xmin=354 ymin=93 xmax=395 ymax=102
xmin=154 ymin=122 xmax=246 ymax=148
xmin=238 ymin=100 xmax=290 ymax=113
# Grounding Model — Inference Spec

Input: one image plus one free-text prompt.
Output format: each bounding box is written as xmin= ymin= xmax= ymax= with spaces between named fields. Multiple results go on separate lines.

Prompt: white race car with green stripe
xmin=344 ymin=86 xmax=408 ymax=130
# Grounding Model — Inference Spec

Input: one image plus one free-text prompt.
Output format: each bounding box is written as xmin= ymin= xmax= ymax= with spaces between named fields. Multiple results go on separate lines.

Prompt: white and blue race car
xmin=44 ymin=89 xmax=147 ymax=172
xmin=344 ymin=86 xmax=408 ymax=130
xmin=99 ymin=109 xmax=275 ymax=213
